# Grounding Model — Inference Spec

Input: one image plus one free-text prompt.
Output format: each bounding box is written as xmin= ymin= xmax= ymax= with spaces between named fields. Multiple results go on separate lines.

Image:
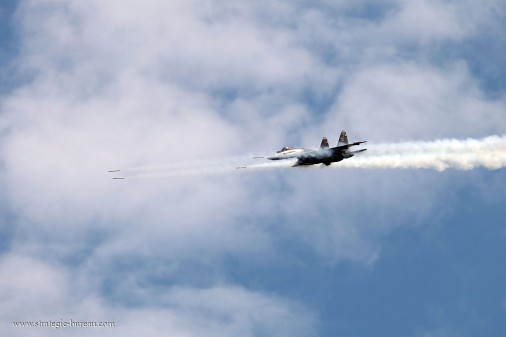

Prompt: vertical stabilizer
xmin=337 ymin=130 xmax=348 ymax=146
xmin=320 ymin=137 xmax=329 ymax=149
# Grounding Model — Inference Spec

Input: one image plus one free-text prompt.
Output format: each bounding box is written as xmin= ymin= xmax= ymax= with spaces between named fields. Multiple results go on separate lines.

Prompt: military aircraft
xmin=248 ymin=130 xmax=366 ymax=167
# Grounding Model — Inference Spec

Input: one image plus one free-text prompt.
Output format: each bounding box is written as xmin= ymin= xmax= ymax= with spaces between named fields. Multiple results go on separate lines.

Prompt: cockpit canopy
xmin=277 ymin=146 xmax=293 ymax=153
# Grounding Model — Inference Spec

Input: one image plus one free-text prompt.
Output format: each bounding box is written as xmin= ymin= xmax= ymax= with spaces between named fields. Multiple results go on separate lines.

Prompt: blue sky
xmin=0 ymin=0 xmax=18 ymax=95
xmin=1 ymin=1 xmax=506 ymax=336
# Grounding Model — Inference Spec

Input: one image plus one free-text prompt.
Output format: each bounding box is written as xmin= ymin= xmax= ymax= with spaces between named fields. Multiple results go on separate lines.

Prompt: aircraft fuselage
xmin=265 ymin=130 xmax=367 ymax=167
xmin=268 ymin=148 xmax=358 ymax=166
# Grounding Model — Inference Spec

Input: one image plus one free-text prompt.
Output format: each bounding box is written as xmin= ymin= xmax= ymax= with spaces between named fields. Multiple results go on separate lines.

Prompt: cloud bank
xmin=1 ymin=0 xmax=505 ymax=335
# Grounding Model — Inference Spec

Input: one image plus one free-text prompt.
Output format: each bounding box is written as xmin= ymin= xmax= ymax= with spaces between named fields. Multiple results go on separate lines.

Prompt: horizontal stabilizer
xmin=336 ymin=140 xmax=367 ymax=150
xmin=351 ymin=149 xmax=367 ymax=154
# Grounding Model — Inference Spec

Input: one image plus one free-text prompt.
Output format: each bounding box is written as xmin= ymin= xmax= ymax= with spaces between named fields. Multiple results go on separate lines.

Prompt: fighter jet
xmin=259 ymin=130 xmax=366 ymax=167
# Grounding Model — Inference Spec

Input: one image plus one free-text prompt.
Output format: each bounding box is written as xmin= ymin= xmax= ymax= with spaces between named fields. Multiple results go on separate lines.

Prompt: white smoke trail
xmin=109 ymin=135 xmax=506 ymax=179
xmin=335 ymin=135 xmax=506 ymax=171
xmin=110 ymin=155 xmax=255 ymax=174
xmin=109 ymin=156 xmax=296 ymax=179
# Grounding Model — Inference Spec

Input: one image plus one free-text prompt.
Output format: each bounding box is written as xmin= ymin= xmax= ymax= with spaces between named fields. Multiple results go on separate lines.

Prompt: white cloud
xmin=2 ymin=255 xmax=316 ymax=337
xmin=0 ymin=255 xmax=69 ymax=319
xmin=1 ymin=0 xmax=505 ymax=335
xmin=384 ymin=0 xmax=465 ymax=42
xmin=326 ymin=62 xmax=506 ymax=142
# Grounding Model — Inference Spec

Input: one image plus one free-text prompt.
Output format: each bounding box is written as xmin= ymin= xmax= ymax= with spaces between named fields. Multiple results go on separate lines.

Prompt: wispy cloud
xmin=1 ymin=0 xmax=505 ymax=335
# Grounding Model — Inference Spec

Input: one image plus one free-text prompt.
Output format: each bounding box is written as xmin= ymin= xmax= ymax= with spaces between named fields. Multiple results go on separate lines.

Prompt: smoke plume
xmin=337 ymin=135 xmax=506 ymax=171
